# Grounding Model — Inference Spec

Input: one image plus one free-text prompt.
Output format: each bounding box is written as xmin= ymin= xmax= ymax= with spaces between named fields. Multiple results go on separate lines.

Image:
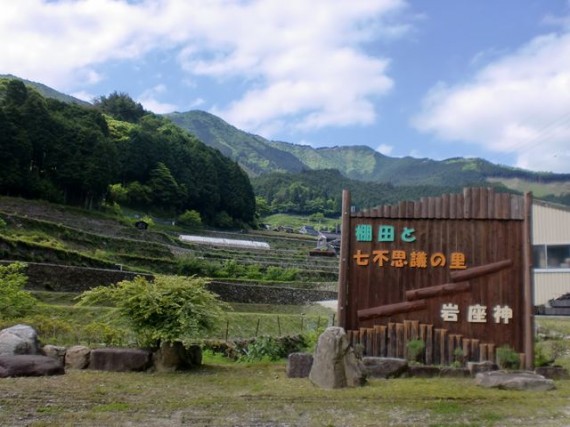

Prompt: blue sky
xmin=3 ymin=0 xmax=570 ymax=173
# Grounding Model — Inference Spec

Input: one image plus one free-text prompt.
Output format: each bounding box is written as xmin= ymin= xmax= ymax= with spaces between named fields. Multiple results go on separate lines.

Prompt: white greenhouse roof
xmin=179 ymin=235 xmax=270 ymax=250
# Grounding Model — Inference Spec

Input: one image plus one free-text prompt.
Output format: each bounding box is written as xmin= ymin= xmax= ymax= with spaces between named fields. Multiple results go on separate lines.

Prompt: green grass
xmin=0 ymin=365 xmax=568 ymax=426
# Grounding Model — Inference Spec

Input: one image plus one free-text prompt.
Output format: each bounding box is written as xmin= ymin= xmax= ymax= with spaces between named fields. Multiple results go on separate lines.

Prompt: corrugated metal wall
xmin=531 ymin=202 xmax=570 ymax=306
xmin=535 ymin=272 xmax=570 ymax=305
xmin=532 ymin=202 xmax=570 ymax=244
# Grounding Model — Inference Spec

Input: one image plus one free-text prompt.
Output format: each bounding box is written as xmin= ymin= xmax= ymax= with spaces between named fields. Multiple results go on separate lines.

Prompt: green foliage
xmin=0 ymin=216 xmax=6 ymax=228
xmin=0 ymin=262 xmax=37 ymax=319
xmin=0 ymin=79 xmax=256 ymax=225
xmin=177 ymin=209 xmax=202 ymax=228
xmin=76 ymin=275 xmax=230 ymax=347
xmin=496 ymin=345 xmax=520 ymax=370
xmin=406 ymin=339 xmax=425 ymax=363
xmin=239 ymin=336 xmax=285 ymax=362
xmin=93 ymin=91 xmax=146 ymax=123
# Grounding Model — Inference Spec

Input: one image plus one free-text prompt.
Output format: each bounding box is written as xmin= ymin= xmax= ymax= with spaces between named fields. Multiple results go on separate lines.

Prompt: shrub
xmin=406 ymin=339 xmax=425 ymax=363
xmin=496 ymin=345 xmax=520 ymax=370
xmin=76 ymin=275 xmax=230 ymax=347
xmin=177 ymin=210 xmax=202 ymax=228
xmin=0 ymin=262 xmax=38 ymax=319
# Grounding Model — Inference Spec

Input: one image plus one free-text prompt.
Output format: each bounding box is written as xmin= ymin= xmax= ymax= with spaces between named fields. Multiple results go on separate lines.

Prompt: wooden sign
xmin=337 ymin=188 xmax=534 ymax=369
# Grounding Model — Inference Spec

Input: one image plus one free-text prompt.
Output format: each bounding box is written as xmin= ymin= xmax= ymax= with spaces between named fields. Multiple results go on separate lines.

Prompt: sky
xmin=2 ymin=0 xmax=570 ymax=174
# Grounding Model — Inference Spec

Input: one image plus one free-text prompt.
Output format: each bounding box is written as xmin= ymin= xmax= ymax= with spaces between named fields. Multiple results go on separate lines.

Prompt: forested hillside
xmin=252 ymin=169 xmax=476 ymax=216
xmin=0 ymin=79 xmax=255 ymax=227
xmin=170 ymin=110 xmax=570 ymax=201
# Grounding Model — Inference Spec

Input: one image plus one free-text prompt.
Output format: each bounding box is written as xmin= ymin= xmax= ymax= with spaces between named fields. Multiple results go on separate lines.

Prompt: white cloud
xmin=413 ymin=31 xmax=570 ymax=173
xmin=376 ymin=144 xmax=394 ymax=156
xmin=137 ymin=84 xmax=178 ymax=114
xmin=1 ymin=0 xmax=408 ymax=136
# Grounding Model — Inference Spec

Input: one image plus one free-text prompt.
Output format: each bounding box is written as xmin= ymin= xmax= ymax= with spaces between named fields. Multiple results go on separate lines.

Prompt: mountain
xmin=166 ymin=110 xmax=570 ymax=192
xmin=166 ymin=111 xmax=306 ymax=176
xmin=0 ymin=74 xmax=91 ymax=106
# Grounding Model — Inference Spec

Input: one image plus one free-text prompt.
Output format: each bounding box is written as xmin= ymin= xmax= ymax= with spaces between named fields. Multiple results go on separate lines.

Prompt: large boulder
xmin=65 ymin=345 xmax=91 ymax=369
xmin=0 ymin=355 xmax=64 ymax=378
xmin=152 ymin=342 xmax=202 ymax=372
xmin=43 ymin=345 xmax=67 ymax=365
xmin=475 ymin=370 xmax=556 ymax=391
xmin=309 ymin=327 xmax=366 ymax=389
xmin=0 ymin=325 xmax=43 ymax=356
xmin=287 ymin=352 xmax=313 ymax=378
xmin=89 ymin=348 xmax=152 ymax=372
xmin=362 ymin=357 xmax=408 ymax=379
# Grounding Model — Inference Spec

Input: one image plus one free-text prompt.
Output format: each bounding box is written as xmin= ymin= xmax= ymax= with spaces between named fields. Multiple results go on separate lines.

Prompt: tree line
xmin=0 ymin=79 xmax=255 ymax=227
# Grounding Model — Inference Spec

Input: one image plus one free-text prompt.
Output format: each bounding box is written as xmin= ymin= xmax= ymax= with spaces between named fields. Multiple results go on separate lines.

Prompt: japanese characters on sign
xmin=441 ymin=303 xmax=513 ymax=324
xmin=353 ymin=223 xmax=467 ymax=270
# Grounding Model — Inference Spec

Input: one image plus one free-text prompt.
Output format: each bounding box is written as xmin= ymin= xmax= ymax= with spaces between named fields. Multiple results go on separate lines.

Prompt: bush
xmin=76 ymin=275 xmax=230 ymax=347
xmin=0 ymin=262 xmax=38 ymax=319
xmin=406 ymin=339 xmax=425 ymax=363
xmin=177 ymin=210 xmax=202 ymax=228
xmin=496 ymin=345 xmax=520 ymax=370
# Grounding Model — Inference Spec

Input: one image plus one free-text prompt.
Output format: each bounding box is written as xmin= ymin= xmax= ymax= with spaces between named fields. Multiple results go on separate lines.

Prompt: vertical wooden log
xmin=463 ymin=187 xmax=473 ymax=219
xmin=425 ymin=325 xmax=433 ymax=365
xmin=448 ymin=334 xmax=457 ymax=365
xmin=403 ymin=320 xmax=412 ymax=360
xmin=487 ymin=344 xmax=497 ymax=363
xmin=337 ymin=190 xmax=351 ymax=329
xmin=439 ymin=329 xmax=447 ymax=366
xmin=366 ymin=328 xmax=375 ymax=356
xmin=388 ymin=323 xmax=396 ymax=358
xmin=360 ymin=328 xmax=368 ymax=356
xmin=411 ymin=320 xmax=419 ymax=340
xmin=471 ymin=339 xmax=480 ymax=362
xmin=462 ymin=339 xmax=471 ymax=364
xmin=396 ymin=323 xmax=405 ymax=359
xmin=480 ymin=344 xmax=488 ymax=362
xmin=523 ymin=192 xmax=534 ymax=370
xmin=449 ymin=193 xmax=457 ymax=219
xmin=378 ymin=325 xmax=387 ymax=357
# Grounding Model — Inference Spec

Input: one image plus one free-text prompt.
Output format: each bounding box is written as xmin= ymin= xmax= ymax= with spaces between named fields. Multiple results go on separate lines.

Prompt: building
xmin=532 ymin=200 xmax=570 ymax=307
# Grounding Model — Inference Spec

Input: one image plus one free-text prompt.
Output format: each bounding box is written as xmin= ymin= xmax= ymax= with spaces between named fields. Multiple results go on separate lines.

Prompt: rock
xmin=439 ymin=367 xmax=470 ymax=378
xmin=0 ymin=324 xmax=43 ymax=356
xmin=43 ymin=345 xmax=67 ymax=365
xmin=534 ymin=366 xmax=570 ymax=380
xmin=287 ymin=352 xmax=313 ymax=378
xmin=467 ymin=361 xmax=498 ymax=377
xmin=152 ymin=342 xmax=202 ymax=372
xmin=362 ymin=357 xmax=408 ymax=379
xmin=65 ymin=345 xmax=91 ymax=369
xmin=407 ymin=365 xmax=442 ymax=378
xmin=309 ymin=327 xmax=366 ymax=389
xmin=89 ymin=348 xmax=152 ymax=372
xmin=475 ymin=370 xmax=556 ymax=391
xmin=0 ymin=355 xmax=64 ymax=377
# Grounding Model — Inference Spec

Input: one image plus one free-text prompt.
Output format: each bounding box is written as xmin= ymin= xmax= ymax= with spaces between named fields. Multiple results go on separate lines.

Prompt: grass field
xmin=0 ymin=361 xmax=569 ymax=426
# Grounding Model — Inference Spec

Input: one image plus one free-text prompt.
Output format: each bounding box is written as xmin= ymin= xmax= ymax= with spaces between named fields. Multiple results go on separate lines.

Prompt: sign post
xmin=337 ymin=187 xmax=534 ymax=369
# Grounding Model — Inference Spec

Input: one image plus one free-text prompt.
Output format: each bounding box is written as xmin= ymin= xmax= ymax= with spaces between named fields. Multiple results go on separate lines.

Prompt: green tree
xmin=94 ymin=91 xmax=146 ymax=123
xmin=177 ymin=210 xmax=202 ymax=228
xmin=0 ymin=263 xmax=37 ymax=319
xmin=76 ymin=275 xmax=229 ymax=347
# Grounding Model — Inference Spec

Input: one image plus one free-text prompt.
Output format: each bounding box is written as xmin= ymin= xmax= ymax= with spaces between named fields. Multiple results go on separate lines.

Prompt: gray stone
xmin=0 ymin=355 xmax=64 ymax=377
xmin=475 ymin=370 xmax=556 ymax=391
xmin=0 ymin=324 xmax=42 ymax=356
xmin=407 ymin=365 xmax=442 ymax=378
xmin=440 ymin=367 xmax=470 ymax=378
xmin=43 ymin=345 xmax=67 ymax=365
xmin=534 ymin=365 xmax=570 ymax=380
xmin=287 ymin=352 xmax=313 ymax=378
xmin=467 ymin=361 xmax=498 ymax=377
xmin=309 ymin=327 xmax=366 ymax=389
xmin=152 ymin=342 xmax=202 ymax=372
xmin=362 ymin=357 xmax=408 ymax=379
xmin=89 ymin=348 xmax=152 ymax=372
xmin=65 ymin=345 xmax=91 ymax=369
